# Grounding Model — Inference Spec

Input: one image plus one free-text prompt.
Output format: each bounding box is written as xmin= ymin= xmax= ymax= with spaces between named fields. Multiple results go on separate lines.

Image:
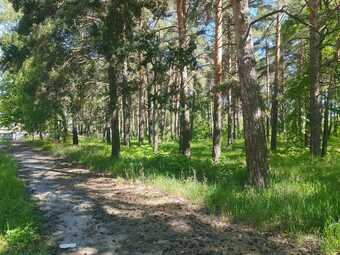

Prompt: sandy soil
xmin=10 ymin=143 xmax=320 ymax=255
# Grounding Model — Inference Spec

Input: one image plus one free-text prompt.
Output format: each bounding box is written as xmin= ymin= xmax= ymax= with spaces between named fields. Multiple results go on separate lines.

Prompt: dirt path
xmin=11 ymin=143 xmax=319 ymax=255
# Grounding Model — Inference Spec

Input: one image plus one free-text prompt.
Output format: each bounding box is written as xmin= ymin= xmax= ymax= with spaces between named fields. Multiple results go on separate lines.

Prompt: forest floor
xmin=9 ymin=141 xmax=321 ymax=255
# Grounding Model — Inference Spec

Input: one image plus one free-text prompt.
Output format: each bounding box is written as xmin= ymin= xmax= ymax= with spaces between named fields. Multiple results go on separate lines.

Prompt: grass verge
xmin=0 ymin=148 xmax=47 ymax=255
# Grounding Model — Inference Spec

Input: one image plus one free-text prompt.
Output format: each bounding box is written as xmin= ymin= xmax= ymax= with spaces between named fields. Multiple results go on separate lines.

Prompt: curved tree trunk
xmin=232 ymin=0 xmax=269 ymax=188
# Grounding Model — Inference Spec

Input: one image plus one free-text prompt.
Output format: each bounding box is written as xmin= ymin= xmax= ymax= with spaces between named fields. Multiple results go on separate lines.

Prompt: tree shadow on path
xmin=11 ymin=143 xmax=317 ymax=255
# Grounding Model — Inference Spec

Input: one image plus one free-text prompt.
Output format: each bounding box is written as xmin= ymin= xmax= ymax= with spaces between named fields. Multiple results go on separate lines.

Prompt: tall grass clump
xmin=0 ymin=151 xmax=47 ymax=255
xmin=322 ymin=220 xmax=340 ymax=255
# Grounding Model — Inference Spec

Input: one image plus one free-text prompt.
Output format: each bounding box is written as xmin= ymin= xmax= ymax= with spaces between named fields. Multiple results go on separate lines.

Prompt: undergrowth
xmin=0 ymin=150 xmax=47 ymax=255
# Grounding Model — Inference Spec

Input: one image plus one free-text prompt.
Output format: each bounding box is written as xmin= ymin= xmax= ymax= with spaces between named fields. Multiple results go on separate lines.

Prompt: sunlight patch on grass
xmin=322 ymin=220 xmax=340 ymax=255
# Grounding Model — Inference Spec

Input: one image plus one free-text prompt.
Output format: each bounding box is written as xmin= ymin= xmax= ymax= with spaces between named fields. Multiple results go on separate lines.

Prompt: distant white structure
xmin=0 ymin=128 xmax=14 ymax=140
xmin=0 ymin=126 xmax=28 ymax=141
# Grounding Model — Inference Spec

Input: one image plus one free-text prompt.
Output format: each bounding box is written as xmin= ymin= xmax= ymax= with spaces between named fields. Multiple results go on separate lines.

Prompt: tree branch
xmin=242 ymin=6 xmax=316 ymax=45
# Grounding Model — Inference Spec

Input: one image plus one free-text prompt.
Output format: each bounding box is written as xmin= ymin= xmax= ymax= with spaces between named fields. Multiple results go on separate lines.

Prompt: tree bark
xmin=147 ymin=82 xmax=153 ymax=145
xmin=270 ymin=11 xmax=281 ymax=151
xmin=122 ymin=60 xmax=131 ymax=147
xmin=153 ymin=82 xmax=160 ymax=153
xmin=212 ymin=0 xmax=223 ymax=162
xmin=106 ymin=126 xmax=111 ymax=144
xmin=61 ymin=112 xmax=68 ymax=143
xmin=232 ymin=0 xmax=269 ymax=187
xmin=322 ymin=16 xmax=340 ymax=156
xmin=176 ymin=0 xmax=191 ymax=157
xmin=108 ymin=59 xmax=120 ymax=158
xmin=72 ymin=117 xmax=79 ymax=145
xmin=191 ymin=75 xmax=197 ymax=139
xmin=321 ymin=83 xmax=332 ymax=157
xmin=308 ymin=0 xmax=322 ymax=156
xmin=334 ymin=114 xmax=338 ymax=136
xmin=227 ymin=89 xmax=233 ymax=146
xmin=297 ymin=41 xmax=304 ymax=140
xmin=172 ymin=72 xmax=180 ymax=140
xmin=139 ymin=56 xmax=146 ymax=144
xmin=232 ymin=93 xmax=239 ymax=140
xmin=305 ymin=99 xmax=311 ymax=148
xmin=265 ymin=42 xmax=271 ymax=142
xmin=224 ymin=14 xmax=233 ymax=146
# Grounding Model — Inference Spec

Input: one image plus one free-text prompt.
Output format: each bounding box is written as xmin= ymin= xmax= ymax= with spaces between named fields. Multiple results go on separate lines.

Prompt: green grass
xmin=0 ymin=150 xmax=48 ymax=255
xmin=28 ymin=136 xmax=340 ymax=253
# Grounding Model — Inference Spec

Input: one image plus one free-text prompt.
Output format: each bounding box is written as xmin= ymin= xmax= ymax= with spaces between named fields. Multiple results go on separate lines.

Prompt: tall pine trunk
xmin=72 ymin=116 xmax=79 ymax=145
xmin=227 ymin=89 xmax=233 ymax=146
xmin=232 ymin=93 xmax=239 ymax=140
xmin=212 ymin=0 xmax=223 ymax=162
xmin=153 ymin=82 xmax=160 ymax=153
xmin=308 ymin=0 xmax=322 ymax=156
xmin=176 ymin=0 xmax=191 ymax=157
xmin=322 ymin=20 xmax=339 ymax=156
xmin=321 ymin=83 xmax=332 ymax=157
xmin=139 ymin=56 xmax=146 ymax=144
xmin=147 ymin=82 xmax=153 ymax=144
xmin=122 ymin=60 xmax=131 ymax=147
xmin=270 ymin=11 xmax=281 ymax=151
xmin=108 ymin=59 xmax=120 ymax=158
xmin=265 ymin=42 xmax=271 ymax=142
xmin=225 ymin=14 xmax=233 ymax=146
xmin=232 ymin=0 xmax=269 ymax=187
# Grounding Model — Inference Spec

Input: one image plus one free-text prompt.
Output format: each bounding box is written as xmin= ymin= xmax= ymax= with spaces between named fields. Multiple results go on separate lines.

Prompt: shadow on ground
xmin=11 ymin=142 xmax=317 ymax=255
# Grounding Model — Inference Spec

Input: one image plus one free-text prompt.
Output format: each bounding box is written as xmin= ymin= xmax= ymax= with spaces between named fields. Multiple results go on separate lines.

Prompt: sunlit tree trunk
xmin=232 ymin=93 xmax=239 ymax=140
xmin=212 ymin=0 xmax=223 ymax=162
xmin=153 ymin=81 xmax=160 ymax=153
xmin=232 ymin=0 xmax=269 ymax=187
xmin=139 ymin=55 xmax=146 ymax=144
xmin=224 ymin=14 xmax=233 ymax=146
xmin=191 ymin=75 xmax=197 ymax=139
xmin=147 ymin=82 xmax=153 ymax=145
xmin=176 ymin=0 xmax=191 ymax=157
xmin=171 ymin=72 xmax=180 ymax=140
xmin=321 ymin=82 xmax=332 ymax=157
